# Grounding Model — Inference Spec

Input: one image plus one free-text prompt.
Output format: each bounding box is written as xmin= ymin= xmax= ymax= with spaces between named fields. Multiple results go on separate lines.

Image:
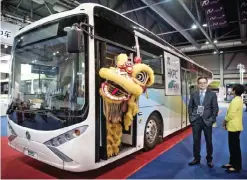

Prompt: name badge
xmin=197 ymin=106 xmax=204 ymax=116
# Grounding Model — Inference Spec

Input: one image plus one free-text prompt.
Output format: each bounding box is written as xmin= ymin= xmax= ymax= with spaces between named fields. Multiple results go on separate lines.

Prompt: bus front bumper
xmin=8 ymin=136 xmax=82 ymax=172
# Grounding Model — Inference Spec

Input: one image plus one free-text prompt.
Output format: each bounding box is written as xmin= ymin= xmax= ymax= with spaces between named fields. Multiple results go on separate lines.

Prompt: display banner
xmin=200 ymin=0 xmax=228 ymax=29
xmin=240 ymin=0 xmax=247 ymax=24
xmin=208 ymin=19 xmax=228 ymax=29
xmin=164 ymin=52 xmax=181 ymax=96
xmin=201 ymin=0 xmax=221 ymax=9
xmin=0 ymin=21 xmax=21 ymax=45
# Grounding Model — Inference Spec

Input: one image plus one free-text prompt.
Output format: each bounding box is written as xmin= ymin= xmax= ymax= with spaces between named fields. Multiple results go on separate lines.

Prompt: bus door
xmin=121 ymin=52 xmax=136 ymax=146
xmin=95 ymin=40 xmax=105 ymax=161
xmin=181 ymin=69 xmax=188 ymax=128
xmin=95 ymin=40 xmax=137 ymax=161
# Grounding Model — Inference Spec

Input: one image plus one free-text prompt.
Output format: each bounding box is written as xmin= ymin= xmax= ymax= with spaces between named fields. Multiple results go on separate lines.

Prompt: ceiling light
xmin=213 ymin=51 xmax=217 ymax=54
xmin=191 ymin=24 xmax=197 ymax=29
xmin=220 ymin=51 xmax=223 ymax=53
xmin=205 ymin=41 xmax=209 ymax=44
xmin=53 ymin=53 xmax=56 ymax=55
xmin=214 ymin=40 xmax=218 ymax=43
xmin=202 ymin=24 xmax=207 ymax=27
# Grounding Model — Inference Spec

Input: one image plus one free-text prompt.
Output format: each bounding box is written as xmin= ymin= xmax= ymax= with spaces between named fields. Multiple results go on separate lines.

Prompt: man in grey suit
xmin=188 ymin=77 xmax=219 ymax=168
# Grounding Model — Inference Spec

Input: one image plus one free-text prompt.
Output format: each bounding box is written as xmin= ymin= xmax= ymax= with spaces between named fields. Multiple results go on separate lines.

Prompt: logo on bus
xmin=26 ymin=131 xmax=31 ymax=140
xmin=168 ymin=80 xmax=179 ymax=90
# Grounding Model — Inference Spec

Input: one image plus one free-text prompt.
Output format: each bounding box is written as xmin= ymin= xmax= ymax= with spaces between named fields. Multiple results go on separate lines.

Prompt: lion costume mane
xmin=99 ymin=53 xmax=155 ymax=157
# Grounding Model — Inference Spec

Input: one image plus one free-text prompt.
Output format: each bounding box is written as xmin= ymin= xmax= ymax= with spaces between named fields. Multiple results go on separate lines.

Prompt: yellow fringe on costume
xmin=100 ymin=89 xmax=123 ymax=123
xmin=107 ymin=145 xmax=113 ymax=157
xmin=106 ymin=122 xmax=123 ymax=158
xmin=123 ymin=96 xmax=139 ymax=130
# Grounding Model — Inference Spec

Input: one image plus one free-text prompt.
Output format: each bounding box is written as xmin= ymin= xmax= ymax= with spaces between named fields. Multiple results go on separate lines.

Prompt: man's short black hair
xmin=232 ymin=84 xmax=245 ymax=96
xmin=197 ymin=76 xmax=208 ymax=83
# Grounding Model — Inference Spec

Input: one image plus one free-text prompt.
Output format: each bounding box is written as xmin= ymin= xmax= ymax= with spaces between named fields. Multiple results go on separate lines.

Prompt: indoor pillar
xmin=219 ymin=54 xmax=224 ymax=87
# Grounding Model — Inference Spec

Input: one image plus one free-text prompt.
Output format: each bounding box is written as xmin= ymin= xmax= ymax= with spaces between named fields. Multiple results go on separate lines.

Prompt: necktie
xmin=200 ymin=92 xmax=205 ymax=105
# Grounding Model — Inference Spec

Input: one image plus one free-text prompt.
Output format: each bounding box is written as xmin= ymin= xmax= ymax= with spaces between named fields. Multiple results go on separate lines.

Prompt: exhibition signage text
xmin=164 ymin=52 xmax=181 ymax=96
xmin=0 ymin=21 xmax=20 ymax=45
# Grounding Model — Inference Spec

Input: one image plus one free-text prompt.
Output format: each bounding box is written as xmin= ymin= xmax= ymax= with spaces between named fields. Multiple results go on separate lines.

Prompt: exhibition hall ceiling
xmin=1 ymin=0 xmax=247 ymax=55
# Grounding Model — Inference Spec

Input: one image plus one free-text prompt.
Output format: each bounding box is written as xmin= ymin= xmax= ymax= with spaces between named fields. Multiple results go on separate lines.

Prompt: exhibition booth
xmin=1 ymin=20 xmax=21 ymax=116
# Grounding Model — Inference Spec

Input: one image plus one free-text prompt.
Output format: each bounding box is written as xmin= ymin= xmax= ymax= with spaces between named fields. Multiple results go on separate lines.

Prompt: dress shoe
xmin=221 ymin=164 xmax=232 ymax=168
xmin=188 ymin=159 xmax=200 ymax=166
xmin=226 ymin=168 xmax=240 ymax=173
xmin=207 ymin=162 xmax=214 ymax=168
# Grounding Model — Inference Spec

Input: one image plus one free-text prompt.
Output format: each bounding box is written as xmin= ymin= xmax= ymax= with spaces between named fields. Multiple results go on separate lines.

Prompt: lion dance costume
xmin=99 ymin=54 xmax=155 ymax=157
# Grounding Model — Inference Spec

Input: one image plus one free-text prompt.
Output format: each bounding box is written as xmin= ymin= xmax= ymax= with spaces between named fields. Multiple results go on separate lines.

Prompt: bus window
xmin=8 ymin=14 xmax=89 ymax=130
xmin=94 ymin=15 xmax=135 ymax=49
xmin=104 ymin=43 xmax=135 ymax=68
xmin=138 ymin=38 xmax=164 ymax=87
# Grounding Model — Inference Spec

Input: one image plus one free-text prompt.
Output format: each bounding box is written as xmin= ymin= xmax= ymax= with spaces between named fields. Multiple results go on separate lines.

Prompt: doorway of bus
xmin=94 ymin=39 xmax=137 ymax=162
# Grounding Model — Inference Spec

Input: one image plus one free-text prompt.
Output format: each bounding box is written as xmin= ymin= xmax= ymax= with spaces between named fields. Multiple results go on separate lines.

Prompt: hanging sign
xmin=164 ymin=52 xmax=181 ymax=96
xmin=240 ymin=0 xmax=247 ymax=24
xmin=0 ymin=21 xmax=21 ymax=45
xmin=200 ymin=0 xmax=221 ymax=9
xmin=200 ymin=0 xmax=228 ymax=29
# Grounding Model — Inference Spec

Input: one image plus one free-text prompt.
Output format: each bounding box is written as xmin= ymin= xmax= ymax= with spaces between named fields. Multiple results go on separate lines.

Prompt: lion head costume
xmin=99 ymin=53 xmax=155 ymax=157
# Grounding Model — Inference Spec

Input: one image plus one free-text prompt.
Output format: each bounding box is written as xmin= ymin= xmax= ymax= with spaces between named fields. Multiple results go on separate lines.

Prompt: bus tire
xmin=144 ymin=114 xmax=161 ymax=151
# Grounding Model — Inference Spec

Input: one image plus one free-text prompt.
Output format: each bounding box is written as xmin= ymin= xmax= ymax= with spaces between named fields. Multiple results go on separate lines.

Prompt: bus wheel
xmin=144 ymin=114 xmax=161 ymax=151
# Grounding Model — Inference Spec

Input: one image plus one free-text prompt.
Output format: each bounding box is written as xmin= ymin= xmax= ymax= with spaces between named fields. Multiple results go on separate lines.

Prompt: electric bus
xmin=6 ymin=3 xmax=213 ymax=172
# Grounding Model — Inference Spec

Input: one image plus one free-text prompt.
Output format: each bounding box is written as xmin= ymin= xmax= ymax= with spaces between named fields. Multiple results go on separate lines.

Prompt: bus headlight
xmin=44 ymin=125 xmax=88 ymax=147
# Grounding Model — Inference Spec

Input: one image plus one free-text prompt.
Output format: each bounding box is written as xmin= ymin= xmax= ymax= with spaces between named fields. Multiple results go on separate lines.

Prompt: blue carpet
xmin=129 ymin=108 xmax=247 ymax=179
xmin=1 ymin=116 xmax=8 ymax=136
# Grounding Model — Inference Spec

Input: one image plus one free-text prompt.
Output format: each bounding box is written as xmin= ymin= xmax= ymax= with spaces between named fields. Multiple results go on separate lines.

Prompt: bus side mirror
xmin=66 ymin=24 xmax=84 ymax=53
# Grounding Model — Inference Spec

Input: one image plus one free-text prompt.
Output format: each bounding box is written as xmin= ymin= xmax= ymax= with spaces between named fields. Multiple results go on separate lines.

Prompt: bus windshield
xmin=8 ymin=14 xmax=88 ymax=130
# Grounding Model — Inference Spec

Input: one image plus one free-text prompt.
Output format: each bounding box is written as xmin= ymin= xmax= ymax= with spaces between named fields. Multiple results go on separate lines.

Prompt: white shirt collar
xmin=200 ymin=90 xmax=206 ymax=94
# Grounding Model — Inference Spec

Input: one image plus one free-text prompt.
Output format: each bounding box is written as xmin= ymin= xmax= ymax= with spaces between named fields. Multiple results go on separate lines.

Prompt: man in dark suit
xmin=188 ymin=77 xmax=219 ymax=168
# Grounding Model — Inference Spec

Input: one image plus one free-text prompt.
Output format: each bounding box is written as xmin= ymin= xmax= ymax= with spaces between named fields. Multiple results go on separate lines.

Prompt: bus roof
xmin=16 ymin=3 xmax=212 ymax=75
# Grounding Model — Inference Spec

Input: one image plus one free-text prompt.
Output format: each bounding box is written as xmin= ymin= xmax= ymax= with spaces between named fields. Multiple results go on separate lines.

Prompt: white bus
xmin=7 ymin=3 xmax=213 ymax=172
